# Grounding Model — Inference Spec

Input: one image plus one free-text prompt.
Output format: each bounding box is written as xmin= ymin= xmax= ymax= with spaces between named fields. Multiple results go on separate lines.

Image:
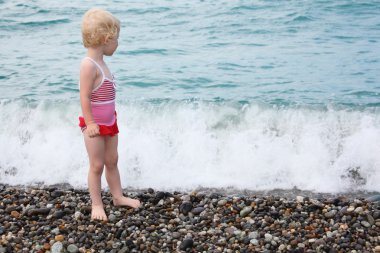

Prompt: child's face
xmin=104 ymin=33 xmax=119 ymax=56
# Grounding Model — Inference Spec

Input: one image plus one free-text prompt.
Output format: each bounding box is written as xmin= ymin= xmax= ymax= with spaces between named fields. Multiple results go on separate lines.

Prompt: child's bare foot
xmin=91 ymin=204 xmax=108 ymax=221
xmin=113 ymin=196 xmax=141 ymax=208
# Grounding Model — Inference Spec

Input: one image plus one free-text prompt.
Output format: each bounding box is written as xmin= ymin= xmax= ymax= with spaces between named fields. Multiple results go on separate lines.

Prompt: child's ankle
xmin=112 ymin=195 xmax=124 ymax=201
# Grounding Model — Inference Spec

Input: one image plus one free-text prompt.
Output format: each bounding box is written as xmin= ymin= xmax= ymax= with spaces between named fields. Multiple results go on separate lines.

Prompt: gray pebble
xmin=218 ymin=199 xmax=227 ymax=206
xmin=250 ymin=239 xmax=259 ymax=245
xmin=51 ymin=228 xmax=60 ymax=235
xmin=324 ymin=210 xmax=337 ymax=218
xmin=367 ymin=214 xmax=375 ymax=225
xmin=264 ymin=233 xmax=273 ymax=242
xmin=240 ymin=206 xmax=252 ymax=217
xmin=172 ymin=232 xmax=181 ymax=239
xmin=248 ymin=231 xmax=258 ymax=239
xmin=361 ymin=221 xmax=371 ymax=228
xmin=108 ymin=214 xmax=117 ymax=222
xmin=74 ymin=211 xmax=82 ymax=220
xmin=118 ymin=247 xmax=129 ymax=253
xmin=192 ymin=207 xmax=205 ymax=215
xmin=51 ymin=242 xmax=64 ymax=253
xmin=67 ymin=244 xmax=79 ymax=253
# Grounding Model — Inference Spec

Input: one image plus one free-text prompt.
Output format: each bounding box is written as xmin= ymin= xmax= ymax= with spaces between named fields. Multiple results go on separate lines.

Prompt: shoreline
xmin=2 ymin=182 xmax=379 ymax=200
xmin=0 ymin=184 xmax=379 ymax=252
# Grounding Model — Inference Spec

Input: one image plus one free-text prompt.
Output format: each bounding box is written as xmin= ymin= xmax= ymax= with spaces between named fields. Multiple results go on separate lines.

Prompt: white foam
xmin=1 ymin=100 xmax=379 ymax=193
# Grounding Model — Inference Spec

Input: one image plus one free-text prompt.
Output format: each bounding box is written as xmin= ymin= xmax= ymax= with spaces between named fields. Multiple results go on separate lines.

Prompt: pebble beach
xmin=1 ymin=2 xmax=380 ymax=252
xmin=0 ymin=184 xmax=379 ymax=253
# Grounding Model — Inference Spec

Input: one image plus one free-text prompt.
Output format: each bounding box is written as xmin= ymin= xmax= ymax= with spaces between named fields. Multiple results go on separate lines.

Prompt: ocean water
xmin=1 ymin=0 xmax=380 ymax=193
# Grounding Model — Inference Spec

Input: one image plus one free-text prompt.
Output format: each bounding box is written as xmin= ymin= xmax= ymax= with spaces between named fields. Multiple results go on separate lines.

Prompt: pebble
xmin=118 ymin=247 xmax=129 ymax=253
xmin=74 ymin=211 xmax=82 ymax=220
xmin=179 ymin=202 xmax=193 ymax=215
xmin=172 ymin=232 xmax=181 ymax=239
xmin=43 ymin=243 xmax=51 ymax=250
xmin=27 ymin=207 xmax=51 ymax=216
xmin=225 ymin=226 xmax=237 ymax=235
xmin=108 ymin=214 xmax=116 ymax=222
xmin=250 ymin=239 xmax=259 ymax=245
xmin=67 ymin=244 xmax=79 ymax=253
xmin=192 ymin=207 xmax=205 ymax=215
xmin=339 ymin=206 xmax=348 ymax=214
xmin=53 ymin=210 xmax=65 ymax=219
xmin=264 ymin=233 xmax=273 ymax=242
xmin=10 ymin=210 xmax=20 ymax=218
xmin=0 ymin=185 xmax=378 ymax=252
xmin=51 ymin=190 xmax=64 ymax=198
xmin=51 ymin=242 xmax=63 ymax=253
xmin=55 ymin=235 xmax=64 ymax=241
xmin=179 ymin=238 xmax=194 ymax=250
xmin=240 ymin=206 xmax=252 ymax=217
xmin=298 ymin=243 xmax=305 ymax=248
xmin=361 ymin=221 xmax=371 ymax=228
xmin=367 ymin=214 xmax=375 ymax=225
xmin=218 ymin=199 xmax=227 ymax=206
xmin=51 ymin=228 xmax=60 ymax=235
xmin=355 ymin=207 xmax=364 ymax=213
xmin=324 ymin=210 xmax=337 ymax=218
xmin=310 ymin=199 xmax=324 ymax=207
xmin=248 ymin=231 xmax=258 ymax=239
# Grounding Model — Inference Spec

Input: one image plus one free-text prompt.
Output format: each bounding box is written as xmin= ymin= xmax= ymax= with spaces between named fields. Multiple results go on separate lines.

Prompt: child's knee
xmin=90 ymin=161 xmax=104 ymax=173
xmin=105 ymin=154 xmax=118 ymax=169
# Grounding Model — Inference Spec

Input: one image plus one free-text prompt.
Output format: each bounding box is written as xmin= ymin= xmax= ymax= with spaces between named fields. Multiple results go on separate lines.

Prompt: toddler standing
xmin=79 ymin=8 xmax=140 ymax=221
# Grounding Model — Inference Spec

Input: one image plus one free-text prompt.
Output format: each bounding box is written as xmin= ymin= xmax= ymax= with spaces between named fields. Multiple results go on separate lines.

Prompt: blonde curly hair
xmin=81 ymin=8 xmax=120 ymax=48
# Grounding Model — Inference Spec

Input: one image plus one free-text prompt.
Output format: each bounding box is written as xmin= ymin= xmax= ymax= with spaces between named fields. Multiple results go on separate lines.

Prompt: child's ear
xmin=104 ymin=35 xmax=111 ymax=44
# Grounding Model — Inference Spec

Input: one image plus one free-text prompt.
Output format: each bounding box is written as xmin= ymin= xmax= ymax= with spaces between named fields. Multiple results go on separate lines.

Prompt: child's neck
xmin=87 ymin=47 xmax=104 ymax=62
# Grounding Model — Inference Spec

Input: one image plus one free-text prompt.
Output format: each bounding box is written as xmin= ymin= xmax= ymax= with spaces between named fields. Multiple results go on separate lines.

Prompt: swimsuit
xmin=78 ymin=57 xmax=119 ymax=136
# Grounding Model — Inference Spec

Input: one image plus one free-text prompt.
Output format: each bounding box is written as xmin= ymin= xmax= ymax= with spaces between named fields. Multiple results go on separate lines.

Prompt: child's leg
xmin=104 ymin=135 xmax=140 ymax=208
xmin=83 ymin=133 xmax=108 ymax=221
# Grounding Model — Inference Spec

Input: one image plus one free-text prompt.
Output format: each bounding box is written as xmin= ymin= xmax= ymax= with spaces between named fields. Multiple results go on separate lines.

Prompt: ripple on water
xmin=20 ymin=18 xmax=70 ymax=27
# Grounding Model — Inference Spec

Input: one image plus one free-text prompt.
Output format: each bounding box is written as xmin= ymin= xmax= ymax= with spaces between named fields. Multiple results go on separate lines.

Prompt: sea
xmin=1 ymin=0 xmax=379 ymax=194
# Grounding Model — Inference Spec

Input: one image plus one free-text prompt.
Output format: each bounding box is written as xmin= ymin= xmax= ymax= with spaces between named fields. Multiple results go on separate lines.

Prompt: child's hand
xmin=86 ymin=123 xmax=100 ymax=138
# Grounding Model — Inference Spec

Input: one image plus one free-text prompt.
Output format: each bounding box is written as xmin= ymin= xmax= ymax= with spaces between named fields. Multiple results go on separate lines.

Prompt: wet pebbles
xmin=0 ymin=185 xmax=379 ymax=252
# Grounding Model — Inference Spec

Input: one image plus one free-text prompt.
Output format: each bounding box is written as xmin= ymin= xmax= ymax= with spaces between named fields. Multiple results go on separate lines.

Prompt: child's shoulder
xmin=80 ymin=58 xmax=97 ymax=75
xmin=80 ymin=57 xmax=95 ymax=68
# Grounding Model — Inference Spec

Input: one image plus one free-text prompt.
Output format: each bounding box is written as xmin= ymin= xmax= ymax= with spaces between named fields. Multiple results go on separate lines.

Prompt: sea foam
xmin=0 ymin=100 xmax=379 ymax=193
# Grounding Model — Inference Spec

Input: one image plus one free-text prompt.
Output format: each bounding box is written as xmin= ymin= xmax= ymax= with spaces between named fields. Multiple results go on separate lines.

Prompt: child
xmin=79 ymin=8 xmax=140 ymax=221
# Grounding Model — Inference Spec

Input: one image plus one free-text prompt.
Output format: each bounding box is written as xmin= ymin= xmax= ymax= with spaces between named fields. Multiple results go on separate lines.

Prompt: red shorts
xmin=78 ymin=113 xmax=119 ymax=137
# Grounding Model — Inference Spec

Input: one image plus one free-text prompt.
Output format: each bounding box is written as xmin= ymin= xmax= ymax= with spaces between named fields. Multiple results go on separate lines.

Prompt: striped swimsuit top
xmin=82 ymin=57 xmax=117 ymax=126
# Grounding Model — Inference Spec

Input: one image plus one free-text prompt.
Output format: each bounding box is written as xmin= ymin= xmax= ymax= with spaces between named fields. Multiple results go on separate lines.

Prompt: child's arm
xmin=80 ymin=60 xmax=100 ymax=137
